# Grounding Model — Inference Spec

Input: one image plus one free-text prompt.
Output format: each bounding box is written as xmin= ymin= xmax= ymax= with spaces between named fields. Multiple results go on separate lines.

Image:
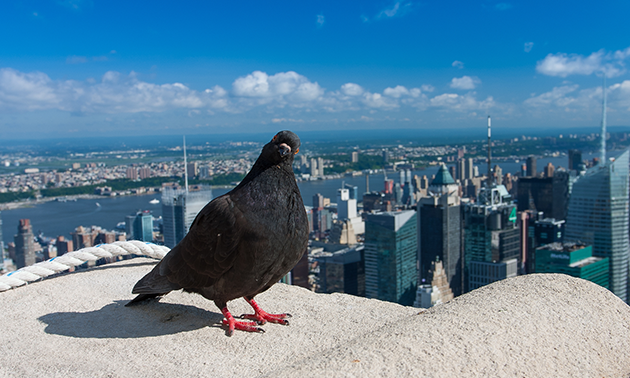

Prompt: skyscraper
xmin=126 ymin=211 xmax=154 ymax=242
xmin=455 ymin=158 xmax=474 ymax=181
xmin=344 ymin=183 xmax=359 ymax=201
xmin=568 ymin=149 xmax=583 ymax=171
xmin=417 ymin=164 xmax=463 ymax=296
xmin=526 ymin=156 xmax=537 ymax=177
xmin=162 ymin=187 xmax=213 ymax=248
xmin=336 ymin=187 xmax=364 ymax=234
xmin=493 ymin=165 xmax=503 ymax=185
xmin=186 ymin=162 xmax=199 ymax=178
xmin=317 ymin=157 xmax=325 ymax=177
xmin=364 ymin=210 xmax=417 ymax=305
xmin=464 ymin=186 xmax=519 ymax=292
xmin=544 ymin=162 xmax=555 ymax=178
xmin=465 ymin=158 xmax=474 ymax=180
xmin=311 ymin=244 xmax=365 ymax=296
xmin=565 ymin=149 xmax=629 ymax=302
xmin=14 ymin=219 xmax=35 ymax=269
xmin=456 ymin=159 xmax=466 ymax=181
xmin=517 ymin=174 xmax=569 ymax=221
xmin=520 ymin=214 xmax=565 ymax=274
xmin=310 ymin=158 xmax=318 ymax=177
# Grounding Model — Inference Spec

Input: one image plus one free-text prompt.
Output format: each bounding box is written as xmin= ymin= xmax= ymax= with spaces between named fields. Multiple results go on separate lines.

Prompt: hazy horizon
xmin=2 ymin=125 xmax=630 ymax=152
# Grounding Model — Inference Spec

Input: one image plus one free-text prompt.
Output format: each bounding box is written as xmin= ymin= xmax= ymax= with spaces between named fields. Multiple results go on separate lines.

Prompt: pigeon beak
xmin=279 ymin=143 xmax=292 ymax=157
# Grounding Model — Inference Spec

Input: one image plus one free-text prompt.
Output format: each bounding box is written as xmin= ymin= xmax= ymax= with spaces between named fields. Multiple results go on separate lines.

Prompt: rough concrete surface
xmin=0 ymin=258 xmax=629 ymax=377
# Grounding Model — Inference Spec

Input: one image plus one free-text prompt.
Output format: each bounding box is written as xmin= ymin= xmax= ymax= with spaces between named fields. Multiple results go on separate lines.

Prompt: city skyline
xmin=1 ymin=1 xmax=630 ymax=139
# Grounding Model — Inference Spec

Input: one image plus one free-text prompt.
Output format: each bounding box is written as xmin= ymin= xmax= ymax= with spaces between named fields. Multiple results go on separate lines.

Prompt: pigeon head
xmin=261 ymin=130 xmax=301 ymax=165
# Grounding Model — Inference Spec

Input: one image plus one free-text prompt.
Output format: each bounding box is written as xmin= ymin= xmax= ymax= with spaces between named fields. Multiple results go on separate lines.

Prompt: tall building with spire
xmin=463 ymin=186 xmax=519 ymax=292
xmin=417 ymin=164 xmax=463 ymax=296
xmin=463 ymin=116 xmax=519 ymax=292
xmin=565 ymin=149 xmax=629 ymax=302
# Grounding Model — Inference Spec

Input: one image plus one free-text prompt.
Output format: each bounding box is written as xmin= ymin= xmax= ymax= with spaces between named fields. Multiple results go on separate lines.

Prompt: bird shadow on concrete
xmin=38 ymin=300 xmax=225 ymax=338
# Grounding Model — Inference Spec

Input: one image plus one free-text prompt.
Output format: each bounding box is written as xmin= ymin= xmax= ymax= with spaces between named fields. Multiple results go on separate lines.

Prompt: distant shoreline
xmin=0 ymin=194 xmax=102 ymax=211
xmin=0 ymin=185 xmax=238 ymax=212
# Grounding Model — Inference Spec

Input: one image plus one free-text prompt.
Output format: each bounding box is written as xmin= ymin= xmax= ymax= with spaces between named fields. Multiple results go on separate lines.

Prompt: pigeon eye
xmin=294 ymin=148 xmax=299 ymax=155
xmin=272 ymin=135 xmax=278 ymax=142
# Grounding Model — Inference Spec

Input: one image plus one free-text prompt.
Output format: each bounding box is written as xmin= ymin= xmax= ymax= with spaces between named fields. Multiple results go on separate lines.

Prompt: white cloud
xmin=232 ymin=71 xmax=271 ymax=97
xmin=272 ymin=118 xmax=304 ymax=123
xmin=0 ymin=67 xmax=493 ymax=119
xmin=383 ymin=85 xmax=420 ymax=98
xmin=430 ymin=92 xmax=494 ymax=111
xmin=230 ymin=70 xmax=325 ymax=110
xmin=524 ymin=42 xmax=534 ymax=53
xmin=421 ymin=84 xmax=435 ymax=92
xmin=316 ymin=14 xmax=325 ymax=27
xmin=340 ymin=83 xmax=364 ymax=96
xmin=362 ymin=92 xmax=398 ymax=109
xmin=0 ymin=68 xmax=229 ymax=114
xmin=450 ymin=76 xmax=481 ymax=90
xmin=376 ymin=1 xmax=413 ymax=19
xmin=452 ymin=60 xmax=464 ymax=69
xmin=0 ymin=68 xmax=60 ymax=110
xmin=524 ymin=85 xmax=579 ymax=108
xmin=524 ymin=80 xmax=630 ymax=116
xmin=609 ymin=80 xmax=630 ymax=110
xmin=536 ymin=47 xmax=630 ymax=78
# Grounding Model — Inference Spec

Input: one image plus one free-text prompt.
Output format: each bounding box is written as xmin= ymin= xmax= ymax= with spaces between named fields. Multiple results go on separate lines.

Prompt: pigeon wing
xmin=160 ymin=195 xmax=246 ymax=289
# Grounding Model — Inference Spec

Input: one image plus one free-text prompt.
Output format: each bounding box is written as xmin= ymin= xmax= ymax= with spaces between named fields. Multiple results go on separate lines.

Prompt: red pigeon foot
xmin=221 ymin=306 xmax=265 ymax=336
xmin=239 ymin=298 xmax=292 ymax=325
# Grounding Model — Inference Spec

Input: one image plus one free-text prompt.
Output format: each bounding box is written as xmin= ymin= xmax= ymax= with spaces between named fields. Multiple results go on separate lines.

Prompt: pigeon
xmin=127 ymin=130 xmax=309 ymax=336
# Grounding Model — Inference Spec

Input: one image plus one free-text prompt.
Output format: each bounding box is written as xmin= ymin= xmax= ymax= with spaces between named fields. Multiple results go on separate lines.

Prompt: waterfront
xmin=0 ymin=152 xmax=592 ymax=246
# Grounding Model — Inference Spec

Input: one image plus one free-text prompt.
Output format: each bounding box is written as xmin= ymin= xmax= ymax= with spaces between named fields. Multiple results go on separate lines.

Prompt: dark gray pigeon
xmin=127 ymin=130 xmax=309 ymax=336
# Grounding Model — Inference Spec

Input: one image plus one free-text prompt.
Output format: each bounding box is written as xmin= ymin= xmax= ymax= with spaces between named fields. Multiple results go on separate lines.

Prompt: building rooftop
xmin=0 ymin=258 xmax=629 ymax=377
xmin=431 ymin=164 xmax=455 ymax=186
xmin=569 ymin=256 xmax=605 ymax=268
xmin=539 ymin=242 xmax=587 ymax=252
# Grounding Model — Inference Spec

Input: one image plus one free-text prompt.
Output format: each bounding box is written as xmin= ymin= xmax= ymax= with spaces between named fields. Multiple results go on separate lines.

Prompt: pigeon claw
xmin=240 ymin=313 xmax=267 ymax=325
xmin=222 ymin=318 xmax=265 ymax=335
xmin=242 ymin=298 xmax=292 ymax=326
xmin=221 ymin=306 xmax=265 ymax=336
xmin=241 ymin=312 xmax=290 ymax=325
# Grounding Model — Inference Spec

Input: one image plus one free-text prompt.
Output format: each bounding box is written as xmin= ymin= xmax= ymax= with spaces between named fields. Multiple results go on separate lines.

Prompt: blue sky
xmin=1 ymin=0 xmax=629 ymax=139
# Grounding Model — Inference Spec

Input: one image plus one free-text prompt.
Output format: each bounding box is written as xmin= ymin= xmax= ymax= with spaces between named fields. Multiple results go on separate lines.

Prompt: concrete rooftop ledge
xmin=1 ymin=258 xmax=629 ymax=377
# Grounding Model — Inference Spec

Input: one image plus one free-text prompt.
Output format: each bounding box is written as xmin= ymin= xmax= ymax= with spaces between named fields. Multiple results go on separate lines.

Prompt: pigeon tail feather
xmin=131 ymin=264 xmax=181 ymax=295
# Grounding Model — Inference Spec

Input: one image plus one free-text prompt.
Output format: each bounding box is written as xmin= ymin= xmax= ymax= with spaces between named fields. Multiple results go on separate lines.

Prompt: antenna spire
xmin=487 ymin=115 xmax=492 ymax=188
xmin=183 ymin=135 xmax=189 ymax=194
xmin=601 ymin=75 xmax=607 ymax=165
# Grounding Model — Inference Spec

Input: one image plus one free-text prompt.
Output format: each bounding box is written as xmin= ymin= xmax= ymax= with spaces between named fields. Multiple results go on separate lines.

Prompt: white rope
xmin=0 ymin=241 xmax=169 ymax=292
